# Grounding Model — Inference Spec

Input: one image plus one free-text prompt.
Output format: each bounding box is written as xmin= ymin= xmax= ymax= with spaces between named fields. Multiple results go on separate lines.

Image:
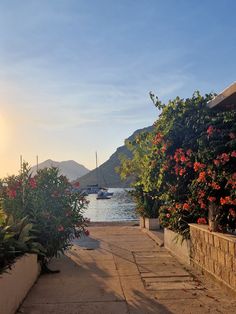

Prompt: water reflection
xmin=84 ymin=188 xmax=137 ymax=222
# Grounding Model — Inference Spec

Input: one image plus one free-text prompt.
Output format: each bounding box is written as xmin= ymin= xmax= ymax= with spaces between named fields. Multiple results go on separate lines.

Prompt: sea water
xmin=84 ymin=188 xmax=138 ymax=222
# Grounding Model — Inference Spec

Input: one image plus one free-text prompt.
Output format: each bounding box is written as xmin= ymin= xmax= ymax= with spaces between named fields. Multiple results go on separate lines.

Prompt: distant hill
xmin=31 ymin=159 xmax=90 ymax=181
xmin=77 ymin=126 xmax=153 ymax=188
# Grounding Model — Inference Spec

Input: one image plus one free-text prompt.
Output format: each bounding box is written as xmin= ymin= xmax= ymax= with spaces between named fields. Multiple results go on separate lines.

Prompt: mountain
xmin=77 ymin=126 xmax=153 ymax=188
xmin=30 ymin=159 xmax=90 ymax=181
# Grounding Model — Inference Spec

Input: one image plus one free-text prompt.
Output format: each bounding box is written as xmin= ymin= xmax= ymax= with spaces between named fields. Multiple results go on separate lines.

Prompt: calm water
xmin=84 ymin=188 xmax=138 ymax=222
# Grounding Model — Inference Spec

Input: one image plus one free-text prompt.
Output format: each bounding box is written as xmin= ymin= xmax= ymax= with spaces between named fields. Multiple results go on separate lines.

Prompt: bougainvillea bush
xmin=119 ymin=91 xmax=236 ymax=237
xmin=0 ymin=164 xmax=89 ymax=266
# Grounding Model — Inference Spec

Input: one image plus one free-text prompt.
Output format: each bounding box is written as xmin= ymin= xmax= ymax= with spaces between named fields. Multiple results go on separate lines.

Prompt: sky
xmin=0 ymin=0 xmax=236 ymax=177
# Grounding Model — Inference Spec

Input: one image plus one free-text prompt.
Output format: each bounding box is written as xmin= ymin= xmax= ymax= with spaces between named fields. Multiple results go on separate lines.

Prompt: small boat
xmin=96 ymin=189 xmax=111 ymax=200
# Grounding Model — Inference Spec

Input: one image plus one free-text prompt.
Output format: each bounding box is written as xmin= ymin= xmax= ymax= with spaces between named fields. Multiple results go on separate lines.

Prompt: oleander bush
xmin=0 ymin=163 xmax=89 ymax=268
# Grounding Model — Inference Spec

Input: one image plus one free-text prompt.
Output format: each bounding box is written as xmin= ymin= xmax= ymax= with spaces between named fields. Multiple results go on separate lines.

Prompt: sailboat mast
xmin=96 ymin=151 xmax=99 ymax=185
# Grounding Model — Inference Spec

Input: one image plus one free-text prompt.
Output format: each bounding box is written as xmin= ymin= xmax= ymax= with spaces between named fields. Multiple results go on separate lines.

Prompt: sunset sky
xmin=1 ymin=0 xmax=236 ymax=177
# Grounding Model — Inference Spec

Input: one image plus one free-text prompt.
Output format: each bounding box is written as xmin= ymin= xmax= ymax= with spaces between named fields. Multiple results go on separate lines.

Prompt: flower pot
xmin=145 ymin=218 xmax=160 ymax=230
xmin=139 ymin=217 xmax=145 ymax=228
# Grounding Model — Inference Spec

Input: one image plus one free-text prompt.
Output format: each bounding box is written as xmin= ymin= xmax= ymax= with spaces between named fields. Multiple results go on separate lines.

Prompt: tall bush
xmin=0 ymin=164 xmax=88 ymax=266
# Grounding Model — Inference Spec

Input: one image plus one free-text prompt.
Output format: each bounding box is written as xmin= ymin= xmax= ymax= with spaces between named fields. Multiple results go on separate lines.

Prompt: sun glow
xmin=0 ymin=113 xmax=9 ymax=153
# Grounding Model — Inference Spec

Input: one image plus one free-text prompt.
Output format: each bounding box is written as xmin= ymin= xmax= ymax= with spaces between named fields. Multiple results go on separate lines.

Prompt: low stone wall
xmin=164 ymin=228 xmax=191 ymax=265
xmin=0 ymin=254 xmax=40 ymax=314
xmin=189 ymin=224 xmax=236 ymax=292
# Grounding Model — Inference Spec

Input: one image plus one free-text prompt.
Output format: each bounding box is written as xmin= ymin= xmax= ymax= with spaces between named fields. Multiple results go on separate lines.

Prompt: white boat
xmin=96 ymin=189 xmax=111 ymax=200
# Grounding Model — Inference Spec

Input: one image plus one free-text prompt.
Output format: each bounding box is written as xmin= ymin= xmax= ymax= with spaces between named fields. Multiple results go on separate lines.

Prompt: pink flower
xmin=166 ymin=213 xmax=171 ymax=218
xmin=29 ymin=178 xmax=37 ymax=189
xmin=208 ymin=196 xmax=216 ymax=202
xmin=197 ymin=217 xmax=207 ymax=224
xmin=7 ymin=189 xmax=17 ymax=198
xmin=207 ymin=125 xmax=214 ymax=136
xmin=58 ymin=225 xmax=64 ymax=232
xmin=231 ymin=151 xmax=236 ymax=158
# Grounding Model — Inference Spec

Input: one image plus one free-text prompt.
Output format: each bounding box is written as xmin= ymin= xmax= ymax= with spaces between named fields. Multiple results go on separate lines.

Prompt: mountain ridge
xmin=30 ymin=159 xmax=90 ymax=181
xmin=77 ymin=125 xmax=153 ymax=188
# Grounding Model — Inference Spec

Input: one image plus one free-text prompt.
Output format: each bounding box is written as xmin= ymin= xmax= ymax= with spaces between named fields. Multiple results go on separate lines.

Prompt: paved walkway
xmin=19 ymin=225 xmax=236 ymax=314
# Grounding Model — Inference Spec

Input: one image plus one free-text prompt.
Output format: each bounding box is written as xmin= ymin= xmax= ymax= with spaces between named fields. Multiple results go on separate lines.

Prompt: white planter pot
xmin=139 ymin=217 xmax=145 ymax=228
xmin=0 ymin=254 xmax=40 ymax=314
xmin=145 ymin=218 xmax=160 ymax=230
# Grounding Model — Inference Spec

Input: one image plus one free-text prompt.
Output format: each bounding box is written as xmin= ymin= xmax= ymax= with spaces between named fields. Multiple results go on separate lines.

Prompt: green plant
xmin=0 ymin=213 xmax=44 ymax=274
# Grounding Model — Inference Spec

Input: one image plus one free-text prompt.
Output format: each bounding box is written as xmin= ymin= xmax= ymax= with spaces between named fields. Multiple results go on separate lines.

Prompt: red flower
xmin=231 ymin=151 xmax=236 ymax=158
xmin=73 ymin=181 xmax=80 ymax=188
xmin=229 ymin=208 xmax=236 ymax=218
xmin=7 ymin=189 xmax=17 ymax=199
xmin=183 ymin=203 xmax=190 ymax=210
xmin=197 ymin=217 xmax=207 ymax=224
xmin=194 ymin=162 xmax=206 ymax=172
xmin=161 ymin=144 xmax=167 ymax=153
xmin=186 ymin=149 xmax=192 ymax=156
xmin=85 ymin=229 xmax=90 ymax=236
xmin=29 ymin=178 xmax=37 ymax=189
xmin=197 ymin=171 xmax=206 ymax=182
xmin=220 ymin=196 xmax=232 ymax=205
xmin=200 ymin=202 xmax=206 ymax=209
xmin=211 ymin=182 xmax=221 ymax=190
xmin=198 ymin=190 xmax=205 ymax=198
xmin=179 ymin=168 xmax=186 ymax=176
xmin=58 ymin=225 xmax=64 ymax=232
xmin=207 ymin=125 xmax=214 ymax=136
xmin=208 ymin=196 xmax=216 ymax=202
xmin=153 ymin=133 xmax=164 ymax=145
xmin=180 ymin=155 xmax=187 ymax=162
xmin=213 ymin=159 xmax=220 ymax=167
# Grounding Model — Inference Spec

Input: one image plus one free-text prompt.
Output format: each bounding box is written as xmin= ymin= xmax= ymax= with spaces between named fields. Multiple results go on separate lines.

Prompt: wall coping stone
xmin=189 ymin=223 xmax=236 ymax=243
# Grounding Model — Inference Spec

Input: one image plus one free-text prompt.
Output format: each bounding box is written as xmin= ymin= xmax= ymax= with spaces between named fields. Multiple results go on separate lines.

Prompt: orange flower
xmin=183 ymin=203 xmax=190 ymax=210
xmin=194 ymin=162 xmax=206 ymax=172
xmin=211 ymin=182 xmax=221 ymax=190
xmin=197 ymin=171 xmax=206 ymax=182
xmin=220 ymin=196 xmax=232 ymax=205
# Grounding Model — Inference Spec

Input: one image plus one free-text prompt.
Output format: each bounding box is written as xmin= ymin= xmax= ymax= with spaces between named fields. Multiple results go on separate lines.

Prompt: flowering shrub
xmin=0 ymin=163 xmax=89 ymax=266
xmin=119 ymin=91 xmax=236 ymax=237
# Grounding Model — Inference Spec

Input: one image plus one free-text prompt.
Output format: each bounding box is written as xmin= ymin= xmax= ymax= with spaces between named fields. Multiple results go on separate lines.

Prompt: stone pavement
xmin=19 ymin=224 xmax=236 ymax=314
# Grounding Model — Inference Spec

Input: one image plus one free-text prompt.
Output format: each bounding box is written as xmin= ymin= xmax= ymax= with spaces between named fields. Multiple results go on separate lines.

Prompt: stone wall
xmin=189 ymin=224 xmax=236 ymax=292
